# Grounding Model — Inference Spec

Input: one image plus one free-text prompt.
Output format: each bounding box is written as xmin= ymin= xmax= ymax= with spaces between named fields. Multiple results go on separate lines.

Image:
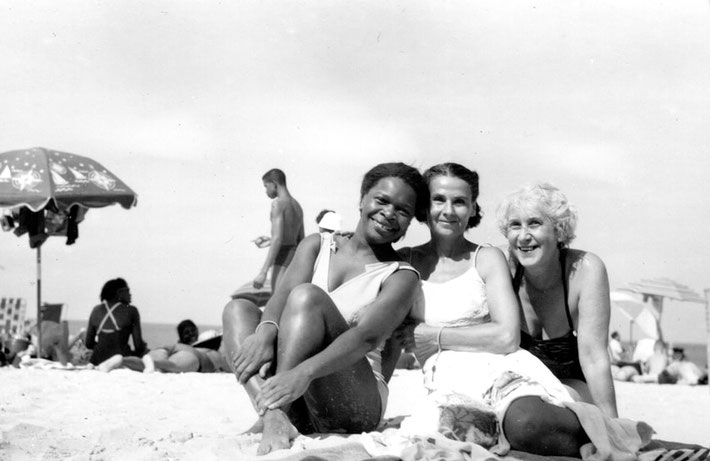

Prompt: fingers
xmin=259 ymin=362 xmax=272 ymax=378
xmin=256 ymin=379 xmax=291 ymax=414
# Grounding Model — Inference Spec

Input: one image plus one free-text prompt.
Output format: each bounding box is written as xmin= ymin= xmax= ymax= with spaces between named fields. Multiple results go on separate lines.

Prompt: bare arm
xmin=84 ymin=308 xmax=98 ymax=350
xmin=295 ymin=269 xmax=419 ymax=381
xmin=575 ymin=252 xmax=618 ymax=418
xmin=233 ymin=233 xmax=321 ymax=383
xmin=412 ymin=247 xmax=519 ymax=363
xmin=131 ymin=307 xmax=147 ymax=356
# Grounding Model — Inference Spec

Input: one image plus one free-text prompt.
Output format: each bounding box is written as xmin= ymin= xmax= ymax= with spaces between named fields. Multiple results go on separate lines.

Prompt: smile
xmin=373 ymin=219 xmax=396 ymax=233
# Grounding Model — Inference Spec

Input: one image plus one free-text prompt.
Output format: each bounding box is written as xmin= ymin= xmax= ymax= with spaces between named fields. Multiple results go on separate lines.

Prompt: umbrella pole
xmin=705 ymin=289 xmax=710 ymax=394
xmin=37 ymin=246 xmax=42 ymax=357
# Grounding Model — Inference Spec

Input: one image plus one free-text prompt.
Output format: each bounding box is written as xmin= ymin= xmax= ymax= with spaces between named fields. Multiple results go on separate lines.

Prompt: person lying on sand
xmin=222 ymin=162 xmax=428 ymax=455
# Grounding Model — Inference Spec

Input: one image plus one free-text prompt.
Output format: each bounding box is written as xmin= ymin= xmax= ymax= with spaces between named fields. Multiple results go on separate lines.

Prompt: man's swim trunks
xmin=274 ymin=244 xmax=297 ymax=267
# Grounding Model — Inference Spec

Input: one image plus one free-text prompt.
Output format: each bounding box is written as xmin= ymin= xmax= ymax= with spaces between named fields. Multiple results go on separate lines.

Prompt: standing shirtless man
xmin=252 ymin=168 xmax=304 ymax=291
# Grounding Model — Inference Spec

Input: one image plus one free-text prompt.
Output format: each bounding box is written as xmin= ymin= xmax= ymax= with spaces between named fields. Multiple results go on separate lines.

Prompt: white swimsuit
xmin=311 ymin=232 xmax=419 ymax=419
xmin=407 ymin=245 xmax=573 ymax=454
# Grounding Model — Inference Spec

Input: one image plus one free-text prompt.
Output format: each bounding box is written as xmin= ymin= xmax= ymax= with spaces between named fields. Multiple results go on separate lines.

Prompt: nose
xmin=442 ymin=200 xmax=455 ymax=216
xmin=381 ymin=204 xmax=396 ymax=220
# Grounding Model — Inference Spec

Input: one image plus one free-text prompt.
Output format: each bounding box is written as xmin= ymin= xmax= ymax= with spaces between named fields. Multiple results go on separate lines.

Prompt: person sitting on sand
xmin=222 ymin=162 xmax=428 ymax=455
xmin=496 ymin=183 xmax=618 ymax=418
xmin=85 ymin=278 xmax=147 ymax=371
xmin=396 ymin=163 xmax=589 ymax=456
xmin=141 ymin=320 xmax=228 ymax=374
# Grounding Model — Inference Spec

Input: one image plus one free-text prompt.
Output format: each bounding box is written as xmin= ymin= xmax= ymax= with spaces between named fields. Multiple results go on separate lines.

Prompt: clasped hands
xmin=393 ymin=318 xmax=440 ymax=366
xmin=231 ymin=332 xmax=311 ymax=415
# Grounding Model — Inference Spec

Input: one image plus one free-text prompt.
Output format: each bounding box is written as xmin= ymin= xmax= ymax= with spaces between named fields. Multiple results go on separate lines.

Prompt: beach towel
xmin=246 ymin=399 xmax=659 ymax=461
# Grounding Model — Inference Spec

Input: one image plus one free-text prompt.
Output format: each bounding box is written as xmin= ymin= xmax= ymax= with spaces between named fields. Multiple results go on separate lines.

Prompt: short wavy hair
xmin=100 ymin=278 xmax=128 ymax=301
xmin=423 ymin=162 xmax=483 ymax=229
xmin=360 ymin=162 xmax=428 ymax=222
xmin=495 ymin=182 xmax=578 ymax=246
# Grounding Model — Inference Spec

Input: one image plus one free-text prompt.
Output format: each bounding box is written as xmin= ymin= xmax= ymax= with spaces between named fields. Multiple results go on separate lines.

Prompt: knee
xmin=503 ymin=397 xmax=549 ymax=449
xmin=222 ymin=298 xmax=259 ymax=324
xmin=283 ymin=284 xmax=325 ymax=316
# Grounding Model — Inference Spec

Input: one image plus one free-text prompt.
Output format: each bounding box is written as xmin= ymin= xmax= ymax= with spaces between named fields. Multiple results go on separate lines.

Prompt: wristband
xmin=255 ymin=320 xmax=279 ymax=335
xmin=436 ymin=326 xmax=446 ymax=353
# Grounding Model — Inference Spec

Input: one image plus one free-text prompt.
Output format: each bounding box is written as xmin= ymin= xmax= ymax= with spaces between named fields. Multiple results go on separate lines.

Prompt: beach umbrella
xmin=610 ymin=290 xmax=659 ymax=343
xmin=619 ymin=277 xmax=705 ymax=342
xmin=0 ymin=147 xmax=137 ymax=351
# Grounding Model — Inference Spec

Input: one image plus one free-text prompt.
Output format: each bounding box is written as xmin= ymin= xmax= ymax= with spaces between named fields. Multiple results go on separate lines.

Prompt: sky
xmin=1 ymin=1 xmax=709 ymax=344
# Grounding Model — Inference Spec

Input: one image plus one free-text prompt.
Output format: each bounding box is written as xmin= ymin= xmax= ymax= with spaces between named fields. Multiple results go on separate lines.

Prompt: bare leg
xmin=503 ymin=396 xmax=590 ymax=457
xmin=222 ymin=299 xmax=275 ymax=434
xmin=98 ymin=354 xmax=124 ymax=372
xmin=258 ymin=284 xmax=381 ymax=455
xmin=151 ymin=350 xmax=200 ymax=373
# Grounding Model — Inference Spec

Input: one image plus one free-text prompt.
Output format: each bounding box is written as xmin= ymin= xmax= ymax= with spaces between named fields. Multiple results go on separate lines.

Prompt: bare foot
xmin=257 ymin=409 xmax=298 ymax=455
xmin=142 ymin=354 xmax=155 ymax=373
xmin=98 ymin=354 xmax=123 ymax=372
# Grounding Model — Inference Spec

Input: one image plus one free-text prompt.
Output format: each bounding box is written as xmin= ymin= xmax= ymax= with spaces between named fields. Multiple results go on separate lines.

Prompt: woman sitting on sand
xmin=85 ymin=278 xmax=147 ymax=371
xmin=496 ymin=183 xmax=618 ymax=417
xmin=222 ymin=162 xmax=428 ymax=456
xmin=397 ymin=163 xmax=589 ymax=456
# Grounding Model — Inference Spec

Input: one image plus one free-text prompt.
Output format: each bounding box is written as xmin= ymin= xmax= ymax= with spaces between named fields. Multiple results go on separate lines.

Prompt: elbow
xmin=497 ymin=328 xmax=519 ymax=354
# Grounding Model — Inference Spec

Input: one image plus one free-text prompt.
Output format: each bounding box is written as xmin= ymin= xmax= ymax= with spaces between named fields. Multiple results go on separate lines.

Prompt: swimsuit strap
xmin=96 ymin=301 xmax=122 ymax=333
xmin=559 ymin=248 xmax=575 ymax=333
xmin=513 ymin=249 xmax=575 ymax=333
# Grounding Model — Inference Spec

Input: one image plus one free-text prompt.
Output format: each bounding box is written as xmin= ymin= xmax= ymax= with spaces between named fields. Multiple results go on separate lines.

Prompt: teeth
xmin=374 ymin=220 xmax=394 ymax=232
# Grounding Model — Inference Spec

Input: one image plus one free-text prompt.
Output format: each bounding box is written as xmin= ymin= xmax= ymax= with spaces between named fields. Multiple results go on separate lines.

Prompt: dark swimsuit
xmin=514 ymin=249 xmax=586 ymax=382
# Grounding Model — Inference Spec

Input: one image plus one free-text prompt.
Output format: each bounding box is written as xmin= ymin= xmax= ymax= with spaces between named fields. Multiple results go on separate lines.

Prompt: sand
xmin=0 ymin=366 xmax=708 ymax=460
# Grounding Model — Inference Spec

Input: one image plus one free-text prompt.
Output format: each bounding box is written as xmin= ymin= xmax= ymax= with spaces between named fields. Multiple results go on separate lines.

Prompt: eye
xmin=430 ymin=194 xmax=445 ymax=203
xmin=508 ymin=220 xmax=521 ymax=229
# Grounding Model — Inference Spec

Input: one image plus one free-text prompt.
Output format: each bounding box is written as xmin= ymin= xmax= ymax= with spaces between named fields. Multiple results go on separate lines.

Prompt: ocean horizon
xmin=65 ymin=319 xmax=709 ymax=368
xmin=66 ymin=319 xmax=221 ymax=351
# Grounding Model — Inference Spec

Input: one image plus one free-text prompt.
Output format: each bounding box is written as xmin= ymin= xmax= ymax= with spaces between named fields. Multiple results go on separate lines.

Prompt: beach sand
xmin=1 ymin=367 xmax=708 ymax=460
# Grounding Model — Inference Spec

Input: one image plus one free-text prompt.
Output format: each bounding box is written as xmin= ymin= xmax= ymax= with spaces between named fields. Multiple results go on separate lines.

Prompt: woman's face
xmin=427 ymin=175 xmax=474 ymax=239
xmin=359 ymin=177 xmax=417 ymax=244
xmin=117 ymin=286 xmax=132 ymax=304
xmin=504 ymin=206 xmax=559 ymax=267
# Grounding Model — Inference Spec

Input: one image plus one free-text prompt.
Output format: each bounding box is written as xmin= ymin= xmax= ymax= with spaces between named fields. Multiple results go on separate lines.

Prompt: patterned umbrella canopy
xmin=0 ymin=147 xmax=137 ymax=211
xmin=0 ymin=147 xmax=137 ymax=359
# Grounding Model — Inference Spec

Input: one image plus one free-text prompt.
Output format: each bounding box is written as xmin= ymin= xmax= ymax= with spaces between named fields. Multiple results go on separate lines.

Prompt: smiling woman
xmin=496 ymin=183 xmax=618 ymax=419
xmin=221 ymin=162 xmax=428 ymax=456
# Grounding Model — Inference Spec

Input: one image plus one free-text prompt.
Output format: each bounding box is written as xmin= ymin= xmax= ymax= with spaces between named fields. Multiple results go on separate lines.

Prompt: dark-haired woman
xmin=85 ymin=278 xmax=146 ymax=370
xmin=222 ymin=162 xmax=428 ymax=455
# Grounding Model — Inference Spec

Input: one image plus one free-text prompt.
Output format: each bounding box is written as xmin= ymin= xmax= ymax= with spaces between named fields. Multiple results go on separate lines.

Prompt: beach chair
xmin=0 ymin=297 xmax=28 ymax=343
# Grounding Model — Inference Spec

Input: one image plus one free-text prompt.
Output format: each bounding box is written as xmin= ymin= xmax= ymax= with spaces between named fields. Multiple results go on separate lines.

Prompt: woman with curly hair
xmin=496 ymin=183 xmax=618 ymax=418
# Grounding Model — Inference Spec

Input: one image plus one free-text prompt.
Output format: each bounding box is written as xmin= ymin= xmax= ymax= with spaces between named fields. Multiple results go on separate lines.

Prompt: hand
xmin=392 ymin=318 xmax=418 ymax=352
xmin=231 ymin=331 xmax=275 ymax=384
xmin=253 ymin=236 xmax=271 ymax=248
xmin=410 ymin=323 xmax=440 ymax=366
xmin=253 ymin=271 xmax=267 ymax=289
xmin=255 ymin=367 xmax=311 ymax=415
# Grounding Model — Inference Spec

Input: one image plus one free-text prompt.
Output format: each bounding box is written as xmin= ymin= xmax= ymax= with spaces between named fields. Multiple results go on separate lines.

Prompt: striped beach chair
xmin=0 ymin=297 xmax=28 ymax=341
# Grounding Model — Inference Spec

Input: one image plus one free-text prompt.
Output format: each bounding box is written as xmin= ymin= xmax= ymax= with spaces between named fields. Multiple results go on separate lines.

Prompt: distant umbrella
xmin=0 ymin=147 xmax=137 ymax=352
xmin=619 ymin=277 xmax=705 ymax=342
xmin=610 ymin=291 xmax=659 ymax=342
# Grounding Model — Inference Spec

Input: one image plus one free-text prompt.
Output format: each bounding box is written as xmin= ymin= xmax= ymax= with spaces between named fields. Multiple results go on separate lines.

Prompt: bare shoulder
xmin=475 ymin=244 xmax=508 ymax=270
xmin=567 ymin=248 xmax=607 ymax=274
xmin=299 ymin=233 xmax=322 ymax=251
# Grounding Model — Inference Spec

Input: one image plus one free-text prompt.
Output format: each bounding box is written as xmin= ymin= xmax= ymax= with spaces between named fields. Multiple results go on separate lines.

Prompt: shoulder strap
xmin=512 ymin=263 xmax=524 ymax=292
xmin=559 ymin=249 xmax=575 ymax=331
xmin=96 ymin=301 xmax=121 ymax=333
